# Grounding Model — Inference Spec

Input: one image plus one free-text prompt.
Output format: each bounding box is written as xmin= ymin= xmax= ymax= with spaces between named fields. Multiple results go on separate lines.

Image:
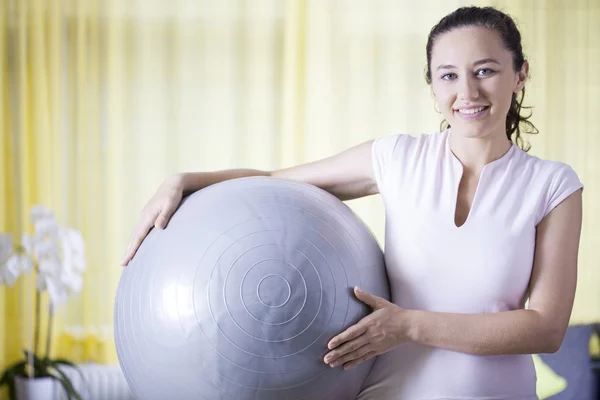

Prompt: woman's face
xmin=430 ymin=26 xmax=528 ymax=140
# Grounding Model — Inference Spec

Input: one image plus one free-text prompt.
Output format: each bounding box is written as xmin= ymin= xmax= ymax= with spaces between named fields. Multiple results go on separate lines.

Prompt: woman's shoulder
xmin=374 ymin=130 xmax=445 ymax=143
xmin=371 ymin=131 xmax=443 ymax=186
xmin=512 ymin=148 xmax=583 ymax=223
xmin=513 ymin=147 xmax=581 ymax=183
xmin=372 ymin=130 xmax=446 ymax=155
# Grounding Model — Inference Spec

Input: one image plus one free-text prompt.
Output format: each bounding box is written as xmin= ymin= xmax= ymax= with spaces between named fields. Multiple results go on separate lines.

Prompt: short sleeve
xmin=371 ymin=134 xmax=404 ymax=199
xmin=540 ymin=163 xmax=583 ymax=221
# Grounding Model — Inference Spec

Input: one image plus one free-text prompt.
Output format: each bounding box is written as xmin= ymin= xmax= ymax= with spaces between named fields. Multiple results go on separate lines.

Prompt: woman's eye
xmin=477 ymin=68 xmax=494 ymax=76
xmin=441 ymin=73 xmax=456 ymax=81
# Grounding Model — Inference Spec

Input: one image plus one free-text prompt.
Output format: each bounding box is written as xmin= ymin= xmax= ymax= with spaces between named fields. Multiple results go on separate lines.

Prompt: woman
xmin=121 ymin=6 xmax=583 ymax=399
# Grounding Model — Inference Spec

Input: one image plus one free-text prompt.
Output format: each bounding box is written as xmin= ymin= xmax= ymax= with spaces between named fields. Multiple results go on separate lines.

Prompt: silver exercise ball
xmin=114 ymin=177 xmax=389 ymax=400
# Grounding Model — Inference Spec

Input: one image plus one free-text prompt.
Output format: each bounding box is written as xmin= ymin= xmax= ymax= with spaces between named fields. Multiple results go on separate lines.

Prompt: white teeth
xmin=458 ymin=106 xmax=486 ymax=114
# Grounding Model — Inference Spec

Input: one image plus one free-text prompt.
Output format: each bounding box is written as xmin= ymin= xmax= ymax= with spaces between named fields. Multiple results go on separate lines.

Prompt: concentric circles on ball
xmin=114 ymin=177 xmax=390 ymax=400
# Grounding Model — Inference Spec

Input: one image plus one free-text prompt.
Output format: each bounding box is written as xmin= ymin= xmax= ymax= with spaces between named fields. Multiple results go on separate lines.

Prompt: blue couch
xmin=538 ymin=324 xmax=598 ymax=400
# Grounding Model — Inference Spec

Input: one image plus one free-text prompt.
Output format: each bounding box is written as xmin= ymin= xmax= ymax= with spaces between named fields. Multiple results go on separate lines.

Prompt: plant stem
xmin=46 ymin=302 xmax=54 ymax=360
xmin=34 ymin=288 xmax=41 ymax=356
xmin=27 ymin=268 xmax=36 ymax=379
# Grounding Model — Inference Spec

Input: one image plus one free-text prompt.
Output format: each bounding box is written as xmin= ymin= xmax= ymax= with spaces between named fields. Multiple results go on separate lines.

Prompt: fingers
xmin=324 ymin=333 xmax=369 ymax=365
xmin=155 ymin=201 xmax=176 ymax=229
xmin=120 ymin=212 xmax=157 ymax=266
xmin=354 ymin=286 xmax=386 ymax=309
xmin=120 ymin=179 xmax=183 ymax=267
xmin=328 ymin=323 xmax=367 ymax=350
xmin=342 ymin=350 xmax=378 ymax=370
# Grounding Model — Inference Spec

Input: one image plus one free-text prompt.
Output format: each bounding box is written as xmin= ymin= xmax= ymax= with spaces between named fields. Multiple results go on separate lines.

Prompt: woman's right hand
xmin=120 ymin=174 xmax=185 ymax=266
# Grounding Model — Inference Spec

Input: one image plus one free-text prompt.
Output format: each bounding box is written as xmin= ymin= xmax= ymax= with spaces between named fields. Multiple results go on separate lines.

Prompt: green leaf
xmin=48 ymin=372 xmax=74 ymax=400
xmin=22 ymin=350 xmax=52 ymax=377
xmin=2 ymin=356 xmax=84 ymax=400
xmin=22 ymin=350 xmax=43 ymax=365
xmin=52 ymin=359 xmax=81 ymax=375
xmin=0 ymin=361 xmax=27 ymax=400
xmin=50 ymin=367 xmax=83 ymax=400
xmin=0 ymin=361 xmax=27 ymax=385
xmin=8 ymin=380 xmax=16 ymax=400
xmin=51 ymin=359 xmax=77 ymax=368
xmin=22 ymin=350 xmax=37 ymax=361
xmin=0 ymin=370 xmax=16 ymax=400
xmin=41 ymin=356 xmax=53 ymax=369
xmin=52 ymin=360 xmax=88 ymax=391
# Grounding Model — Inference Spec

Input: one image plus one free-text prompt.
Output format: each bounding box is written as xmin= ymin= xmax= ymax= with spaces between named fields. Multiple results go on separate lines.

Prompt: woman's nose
xmin=458 ymin=76 xmax=479 ymax=101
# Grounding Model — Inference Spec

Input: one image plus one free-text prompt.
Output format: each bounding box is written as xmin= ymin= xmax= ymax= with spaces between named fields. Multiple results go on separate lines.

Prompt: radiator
xmin=55 ymin=363 xmax=135 ymax=400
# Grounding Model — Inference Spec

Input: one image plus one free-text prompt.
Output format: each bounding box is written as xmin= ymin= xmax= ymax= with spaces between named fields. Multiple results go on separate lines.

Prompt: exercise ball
xmin=114 ymin=177 xmax=389 ymax=400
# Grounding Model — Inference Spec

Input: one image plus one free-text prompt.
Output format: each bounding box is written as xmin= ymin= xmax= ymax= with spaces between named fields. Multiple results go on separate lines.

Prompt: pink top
xmin=358 ymin=129 xmax=583 ymax=400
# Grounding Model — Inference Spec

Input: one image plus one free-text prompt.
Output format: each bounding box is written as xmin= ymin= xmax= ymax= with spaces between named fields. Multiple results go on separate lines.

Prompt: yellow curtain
xmin=0 ymin=0 xmax=118 ymax=375
xmin=1 ymin=0 xmax=599 ymax=390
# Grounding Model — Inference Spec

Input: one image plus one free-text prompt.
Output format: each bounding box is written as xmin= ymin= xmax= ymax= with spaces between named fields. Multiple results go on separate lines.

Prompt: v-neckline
xmin=445 ymin=131 xmax=516 ymax=229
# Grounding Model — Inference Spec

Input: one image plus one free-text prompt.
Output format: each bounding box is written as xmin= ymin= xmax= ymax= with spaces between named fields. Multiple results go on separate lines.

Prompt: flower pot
xmin=14 ymin=376 xmax=56 ymax=400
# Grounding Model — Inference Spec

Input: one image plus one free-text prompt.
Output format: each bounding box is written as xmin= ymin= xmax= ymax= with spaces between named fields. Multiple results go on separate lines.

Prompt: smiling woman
xmin=425 ymin=7 xmax=538 ymax=153
xmin=349 ymin=7 xmax=583 ymax=399
xmin=425 ymin=23 xmax=533 ymax=228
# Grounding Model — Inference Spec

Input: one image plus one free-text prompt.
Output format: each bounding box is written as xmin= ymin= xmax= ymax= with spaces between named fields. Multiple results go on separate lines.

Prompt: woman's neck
xmin=448 ymin=128 xmax=513 ymax=174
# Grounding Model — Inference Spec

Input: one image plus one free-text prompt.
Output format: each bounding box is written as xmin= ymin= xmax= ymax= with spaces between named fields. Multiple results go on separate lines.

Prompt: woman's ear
xmin=515 ymin=60 xmax=529 ymax=93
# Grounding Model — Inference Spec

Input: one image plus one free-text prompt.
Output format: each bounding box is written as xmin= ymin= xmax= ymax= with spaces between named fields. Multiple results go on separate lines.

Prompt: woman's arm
xmin=324 ymin=189 xmax=582 ymax=368
xmin=408 ymin=189 xmax=582 ymax=355
xmin=177 ymin=140 xmax=378 ymax=200
xmin=122 ymin=140 xmax=377 ymax=265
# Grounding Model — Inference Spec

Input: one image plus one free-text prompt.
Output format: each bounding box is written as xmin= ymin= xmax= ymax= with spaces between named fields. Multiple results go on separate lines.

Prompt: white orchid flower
xmin=38 ymin=258 xmax=61 ymax=276
xmin=36 ymin=273 xmax=69 ymax=306
xmin=21 ymin=256 xmax=34 ymax=274
xmin=33 ymin=217 xmax=59 ymax=237
xmin=33 ymin=238 xmax=61 ymax=261
xmin=2 ymin=206 xmax=87 ymax=305
xmin=15 ymin=253 xmax=34 ymax=274
xmin=29 ymin=205 xmax=55 ymax=224
xmin=59 ymin=229 xmax=86 ymax=273
xmin=21 ymin=233 xmax=33 ymax=254
xmin=0 ymin=234 xmax=13 ymax=266
xmin=61 ymin=270 xmax=84 ymax=294
xmin=0 ymin=234 xmax=17 ymax=286
xmin=1 ymin=254 xmax=22 ymax=286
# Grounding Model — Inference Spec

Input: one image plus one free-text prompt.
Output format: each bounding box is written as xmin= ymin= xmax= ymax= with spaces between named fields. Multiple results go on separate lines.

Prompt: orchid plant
xmin=0 ymin=206 xmax=87 ymax=400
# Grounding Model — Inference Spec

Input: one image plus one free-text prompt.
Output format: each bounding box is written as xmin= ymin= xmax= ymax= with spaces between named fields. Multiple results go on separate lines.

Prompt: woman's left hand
xmin=323 ymin=286 xmax=411 ymax=370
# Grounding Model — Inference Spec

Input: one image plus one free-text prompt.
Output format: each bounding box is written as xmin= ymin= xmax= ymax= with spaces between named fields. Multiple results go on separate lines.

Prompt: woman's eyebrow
xmin=436 ymin=58 xmax=501 ymax=71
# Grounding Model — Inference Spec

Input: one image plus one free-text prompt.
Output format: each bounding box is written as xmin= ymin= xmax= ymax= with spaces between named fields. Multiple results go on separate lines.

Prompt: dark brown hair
xmin=425 ymin=6 xmax=538 ymax=151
